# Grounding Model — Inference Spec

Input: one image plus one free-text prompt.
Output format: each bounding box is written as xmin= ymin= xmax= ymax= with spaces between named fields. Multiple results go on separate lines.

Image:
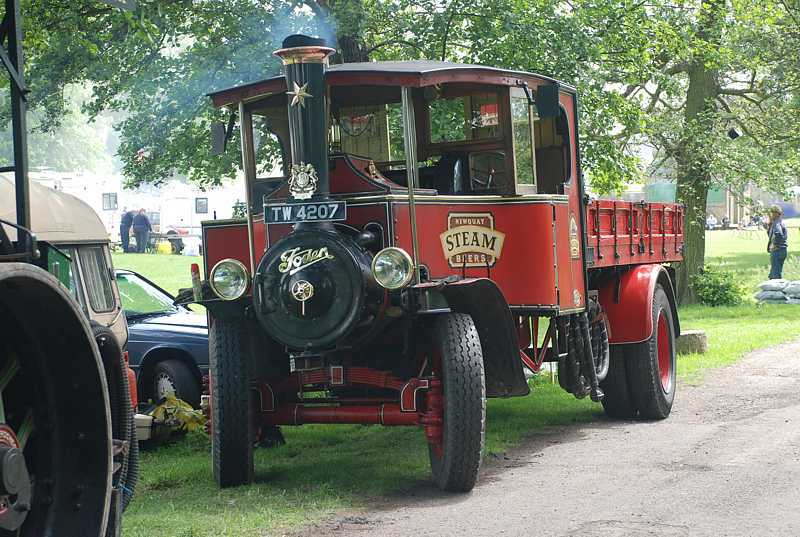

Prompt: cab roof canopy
xmin=0 ymin=176 xmax=109 ymax=243
xmin=208 ymin=60 xmax=573 ymax=109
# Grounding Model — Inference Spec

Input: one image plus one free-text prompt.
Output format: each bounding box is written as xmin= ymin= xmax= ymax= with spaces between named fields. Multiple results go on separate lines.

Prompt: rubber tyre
xmin=599 ymin=346 xmax=637 ymax=419
xmin=624 ymin=284 xmax=676 ymax=420
xmin=428 ymin=313 xmax=486 ymax=492
xmin=153 ymin=359 xmax=201 ymax=408
xmin=92 ymin=323 xmax=138 ymax=512
xmin=210 ymin=318 xmax=254 ymax=488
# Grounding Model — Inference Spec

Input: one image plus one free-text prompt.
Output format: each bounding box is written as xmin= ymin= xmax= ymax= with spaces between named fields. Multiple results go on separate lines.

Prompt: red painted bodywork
xmin=204 ymin=180 xmax=683 ymax=319
xmin=597 ymin=264 xmax=672 ymax=344
xmin=201 ymin=85 xmax=685 ymax=366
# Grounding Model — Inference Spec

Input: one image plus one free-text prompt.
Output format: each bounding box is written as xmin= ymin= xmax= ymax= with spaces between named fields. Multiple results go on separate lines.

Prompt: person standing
xmin=766 ymin=206 xmax=788 ymax=279
xmin=119 ymin=208 xmax=134 ymax=253
xmin=132 ymin=208 xmax=152 ymax=253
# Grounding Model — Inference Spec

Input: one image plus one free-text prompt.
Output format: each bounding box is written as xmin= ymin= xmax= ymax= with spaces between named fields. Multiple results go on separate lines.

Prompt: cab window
xmin=79 ymin=246 xmax=115 ymax=313
xmin=329 ymin=86 xmax=405 ymax=164
xmin=510 ymin=89 xmax=535 ymax=188
xmin=535 ymin=105 xmax=571 ymax=194
xmin=428 ymin=92 xmax=500 ymax=143
xmin=63 ymin=248 xmax=84 ymax=304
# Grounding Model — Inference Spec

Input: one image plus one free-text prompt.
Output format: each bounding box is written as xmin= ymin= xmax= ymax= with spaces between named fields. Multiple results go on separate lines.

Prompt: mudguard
xmin=598 ymin=265 xmax=680 ymax=345
xmin=422 ymin=278 xmax=530 ymax=398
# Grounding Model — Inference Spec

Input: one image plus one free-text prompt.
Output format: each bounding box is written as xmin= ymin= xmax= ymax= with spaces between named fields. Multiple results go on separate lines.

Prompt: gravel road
xmin=306 ymin=339 xmax=800 ymax=537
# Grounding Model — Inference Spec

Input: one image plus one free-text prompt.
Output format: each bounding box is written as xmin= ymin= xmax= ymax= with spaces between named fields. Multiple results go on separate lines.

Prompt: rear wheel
xmin=152 ymin=359 xmax=200 ymax=408
xmin=625 ymin=284 xmax=676 ymax=419
xmin=427 ymin=313 xmax=486 ymax=492
xmin=600 ymin=346 xmax=637 ymax=418
xmin=209 ymin=318 xmax=253 ymax=488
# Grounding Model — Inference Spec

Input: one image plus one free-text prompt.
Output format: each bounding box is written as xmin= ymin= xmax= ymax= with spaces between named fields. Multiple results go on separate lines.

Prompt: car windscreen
xmin=117 ymin=272 xmax=177 ymax=317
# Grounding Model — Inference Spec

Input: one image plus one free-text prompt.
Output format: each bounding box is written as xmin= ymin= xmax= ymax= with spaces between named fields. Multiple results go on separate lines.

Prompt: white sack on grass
xmin=787 ymin=298 xmax=800 ymax=305
xmin=755 ymin=290 xmax=788 ymax=302
xmin=758 ymin=279 xmax=789 ymax=292
xmin=783 ymin=282 xmax=800 ymax=297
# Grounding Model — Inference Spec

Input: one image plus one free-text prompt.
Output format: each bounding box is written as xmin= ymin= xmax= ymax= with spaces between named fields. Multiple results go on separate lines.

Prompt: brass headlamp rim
xmin=273 ymin=45 xmax=336 ymax=65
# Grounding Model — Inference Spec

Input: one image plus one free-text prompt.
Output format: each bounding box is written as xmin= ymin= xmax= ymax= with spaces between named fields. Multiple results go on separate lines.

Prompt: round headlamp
xmin=209 ymin=259 xmax=249 ymax=301
xmin=371 ymin=247 xmax=414 ymax=290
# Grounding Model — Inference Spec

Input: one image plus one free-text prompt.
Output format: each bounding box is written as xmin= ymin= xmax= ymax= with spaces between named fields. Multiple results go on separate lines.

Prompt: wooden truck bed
xmin=585 ymin=199 xmax=684 ymax=269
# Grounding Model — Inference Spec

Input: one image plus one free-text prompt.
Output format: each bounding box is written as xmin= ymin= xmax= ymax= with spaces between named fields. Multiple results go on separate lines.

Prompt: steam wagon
xmin=195 ymin=35 xmax=684 ymax=492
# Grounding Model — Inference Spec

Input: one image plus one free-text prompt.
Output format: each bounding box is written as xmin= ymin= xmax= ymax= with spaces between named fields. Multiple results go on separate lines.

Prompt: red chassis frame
xmin=252 ymin=366 xmax=444 ymax=452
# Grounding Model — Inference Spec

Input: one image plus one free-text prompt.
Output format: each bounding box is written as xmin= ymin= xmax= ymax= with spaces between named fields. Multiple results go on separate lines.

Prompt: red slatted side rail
xmin=586 ymin=199 xmax=683 ymax=269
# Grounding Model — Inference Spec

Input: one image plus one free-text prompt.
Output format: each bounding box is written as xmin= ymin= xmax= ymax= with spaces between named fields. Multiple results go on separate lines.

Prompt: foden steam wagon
xmin=193 ymin=35 xmax=684 ymax=492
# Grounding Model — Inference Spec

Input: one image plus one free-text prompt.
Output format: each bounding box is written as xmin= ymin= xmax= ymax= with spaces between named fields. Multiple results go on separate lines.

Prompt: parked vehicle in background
xmin=117 ymin=269 xmax=208 ymax=408
xmin=1 ymin=178 xmax=129 ymax=347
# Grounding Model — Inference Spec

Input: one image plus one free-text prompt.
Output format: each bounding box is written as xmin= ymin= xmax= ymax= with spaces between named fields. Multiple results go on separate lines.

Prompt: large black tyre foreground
xmin=153 ymin=358 xmax=201 ymax=408
xmin=427 ymin=313 xmax=486 ymax=493
xmin=624 ymin=284 xmax=677 ymax=420
xmin=209 ymin=318 xmax=254 ymax=488
xmin=599 ymin=346 xmax=637 ymax=419
xmin=0 ymin=263 xmax=112 ymax=536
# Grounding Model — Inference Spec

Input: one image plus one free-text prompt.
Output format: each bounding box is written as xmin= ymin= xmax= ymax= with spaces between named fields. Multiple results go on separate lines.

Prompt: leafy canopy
xmin=3 ymin=0 xmax=799 ymax=200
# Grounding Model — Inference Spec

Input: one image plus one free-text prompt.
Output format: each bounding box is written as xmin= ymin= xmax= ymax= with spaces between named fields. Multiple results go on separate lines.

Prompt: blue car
xmin=116 ymin=269 xmax=208 ymax=407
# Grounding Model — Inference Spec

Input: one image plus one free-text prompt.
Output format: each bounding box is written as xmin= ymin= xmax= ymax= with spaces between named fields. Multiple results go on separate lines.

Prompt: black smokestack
xmin=274 ymin=34 xmax=335 ymax=203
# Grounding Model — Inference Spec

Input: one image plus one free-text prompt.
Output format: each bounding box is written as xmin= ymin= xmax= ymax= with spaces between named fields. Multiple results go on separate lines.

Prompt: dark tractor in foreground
xmin=194 ymin=35 xmax=684 ymax=492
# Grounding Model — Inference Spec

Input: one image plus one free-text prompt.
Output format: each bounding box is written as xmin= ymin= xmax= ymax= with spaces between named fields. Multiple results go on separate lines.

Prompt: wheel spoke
xmin=0 ymin=354 xmax=20 ymax=424
xmin=15 ymin=411 xmax=33 ymax=450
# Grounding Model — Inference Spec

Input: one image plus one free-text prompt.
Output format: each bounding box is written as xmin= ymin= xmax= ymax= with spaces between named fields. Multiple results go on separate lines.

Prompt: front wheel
xmin=624 ymin=284 xmax=677 ymax=419
xmin=427 ymin=313 xmax=486 ymax=492
xmin=209 ymin=318 xmax=253 ymax=488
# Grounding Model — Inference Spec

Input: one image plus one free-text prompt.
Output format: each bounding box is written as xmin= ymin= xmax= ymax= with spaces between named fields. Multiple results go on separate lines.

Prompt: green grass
xmin=119 ymin=230 xmax=800 ymax=536
xmin=112 ymin=252 xmax=202 ymax=296
xmin=673 ymin=220 xmax=800 ymax=382
xmin=703 ymin=217 xmax=800 ymax=292
xmin=123 ymin=379 xmax=596 ymax=537
xmin=677 ymin=303 xmax=800 ymax=383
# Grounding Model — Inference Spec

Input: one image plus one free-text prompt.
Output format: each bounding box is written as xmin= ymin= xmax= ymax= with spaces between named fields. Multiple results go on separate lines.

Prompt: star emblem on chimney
xmin=288 ymin=82 xmax=312 ymax=107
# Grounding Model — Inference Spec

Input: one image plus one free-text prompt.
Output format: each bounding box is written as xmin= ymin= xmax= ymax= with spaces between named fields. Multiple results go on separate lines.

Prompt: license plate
xmin=264 ymin=200 xmax=347 ymax=224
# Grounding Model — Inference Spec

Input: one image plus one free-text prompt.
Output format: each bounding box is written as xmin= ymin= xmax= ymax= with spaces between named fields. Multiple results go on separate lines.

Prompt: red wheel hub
xmin=656 ymin=311 xmax=672 ymax=393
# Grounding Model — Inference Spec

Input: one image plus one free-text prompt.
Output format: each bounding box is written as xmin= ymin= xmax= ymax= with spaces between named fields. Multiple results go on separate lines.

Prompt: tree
xmin=6 ymin=0 xmax=800 ymax=303
xmin=609 ymin=0 xmax=800 ymax=302
xmin=0 ymin=91 xmax=112 ymax=172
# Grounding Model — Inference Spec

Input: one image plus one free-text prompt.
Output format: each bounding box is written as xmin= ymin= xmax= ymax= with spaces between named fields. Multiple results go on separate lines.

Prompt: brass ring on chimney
xmin=273 ymin=46 xmax=335 ymax=65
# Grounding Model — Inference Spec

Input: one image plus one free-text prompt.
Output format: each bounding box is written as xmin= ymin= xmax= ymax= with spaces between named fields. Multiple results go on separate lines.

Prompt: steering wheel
xmin=470 ymin=152 xmax=506 ymax=190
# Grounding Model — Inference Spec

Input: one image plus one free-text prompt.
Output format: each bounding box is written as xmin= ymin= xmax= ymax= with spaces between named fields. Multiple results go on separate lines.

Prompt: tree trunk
xmin=336 ymin=34 xmax=369 ymax=63
xmin=674 ymin=0 xmax=725 ymax=304
xmin=315 ymin=0 xmax=369 ymax=63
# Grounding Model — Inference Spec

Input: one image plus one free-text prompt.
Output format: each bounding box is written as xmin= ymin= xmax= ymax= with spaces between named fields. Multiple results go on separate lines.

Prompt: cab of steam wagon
xmin=197 ymin=34 xmax=680 ymax=493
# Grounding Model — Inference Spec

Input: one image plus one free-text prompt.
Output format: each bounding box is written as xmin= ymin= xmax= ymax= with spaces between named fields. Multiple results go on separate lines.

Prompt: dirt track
xmin=306 ymin=339 xmax=800 ymax=537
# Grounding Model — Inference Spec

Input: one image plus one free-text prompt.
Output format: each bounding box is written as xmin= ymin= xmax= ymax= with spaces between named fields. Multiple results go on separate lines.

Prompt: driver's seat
xmin=431 ymin=153 xmax=469 ymax=194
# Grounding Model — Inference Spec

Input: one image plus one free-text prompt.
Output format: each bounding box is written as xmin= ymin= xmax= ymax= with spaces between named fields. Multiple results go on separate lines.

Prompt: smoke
xmin=118 ymin=1 xmax=343 ymax=187
xmin=267 ymin=2 xmax=339 ymax=51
